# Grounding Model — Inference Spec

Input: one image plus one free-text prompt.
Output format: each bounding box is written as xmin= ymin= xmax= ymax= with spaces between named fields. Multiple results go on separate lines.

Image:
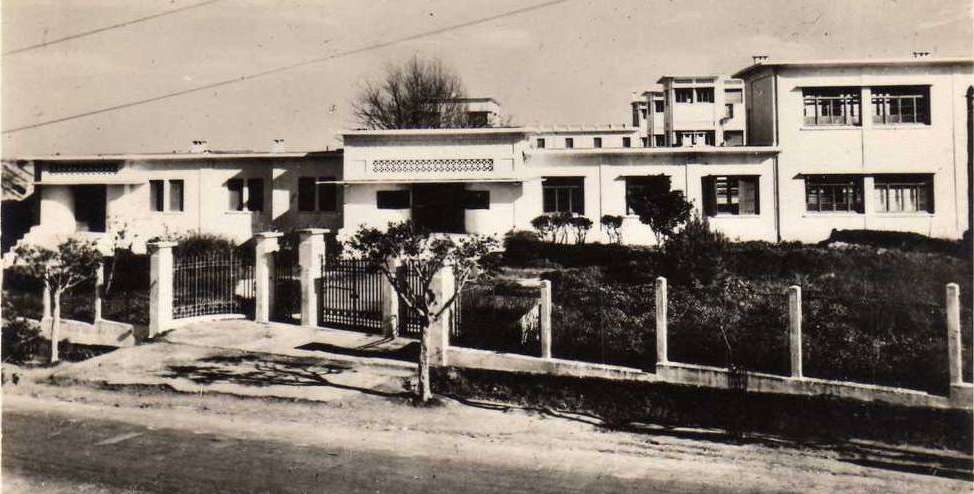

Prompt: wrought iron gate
xmin=271 ymin=245 xmax=301 ymax=324
xmin=173 ymin=252 xmax=255 ymax=319
xmin=318 ymin=258 xmax=384 ymax=332
xmin=397 ymin=265 xmax=425 ymax=337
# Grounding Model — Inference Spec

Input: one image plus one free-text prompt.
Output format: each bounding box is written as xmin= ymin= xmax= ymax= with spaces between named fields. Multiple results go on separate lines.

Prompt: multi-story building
xmin=654 ymin=75 xmax=747 ymax=148
xmin=632 ymin=88 xmax=665 ymax=148
xmin=734 ymin=55 xmax=973 ymax=241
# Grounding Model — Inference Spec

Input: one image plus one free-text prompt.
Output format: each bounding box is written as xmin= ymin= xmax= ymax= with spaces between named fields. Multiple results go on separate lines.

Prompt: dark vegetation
xmin=433 ymin=367 xmax=974 ymax=457
xmin=496 ymin=225 xmax=972 ymax=395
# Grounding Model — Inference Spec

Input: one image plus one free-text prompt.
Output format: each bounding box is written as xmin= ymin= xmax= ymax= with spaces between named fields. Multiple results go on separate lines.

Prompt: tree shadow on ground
xmin=159 ymin=353 xmax=412 ymax=400
xmin=441 ymin=392 xmax=973 ymax=482
xmin=295 ymin=340 xmax=420 ymax=363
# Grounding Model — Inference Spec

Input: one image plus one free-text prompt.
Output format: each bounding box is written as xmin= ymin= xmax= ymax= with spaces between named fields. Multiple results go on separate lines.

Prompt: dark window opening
xmin=150 ymin=180 xmax=164 ymax=212
xmin=805 ymin=175 xmax=864 ymax=213
xmin=169 ymin=180 xmax=184 ymax=212
xmin=702 ymin=176 xmax=759 ymax=215
xmin=377 ymin=190 xmax=411 ymax=209
xmin=625 ymin=175 xmax=672 ymax=215
xmin=543 ymin=177 xmax=584 ymax=214
xmin=246 ymin=178 xmax=264 ymax=212
xmin=593 ymin=137 xmax=602 ymax=148
xmin=463 ymin=190 xmax=490 ymax=209
xmin=622 ymin=137 xmax=632 ymax=148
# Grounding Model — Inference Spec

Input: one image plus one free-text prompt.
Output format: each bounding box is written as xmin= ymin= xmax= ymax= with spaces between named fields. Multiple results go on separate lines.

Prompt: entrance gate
xmin=318 ymin=258 xmax=384 ymax=332
xmin=271 ymin=244 xmax=301 ymax=324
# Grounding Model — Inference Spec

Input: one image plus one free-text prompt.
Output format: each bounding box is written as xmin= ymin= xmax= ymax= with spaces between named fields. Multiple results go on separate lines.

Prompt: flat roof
xmin=733 ymin=57 xmax=974 ymax=79
xmin=342 ymin=127 xmax=533 ymax=137
xmin=527 ymin=146 xmax=781 ymax=156
xmin=11 ymin=149 xmax=341 ymax=162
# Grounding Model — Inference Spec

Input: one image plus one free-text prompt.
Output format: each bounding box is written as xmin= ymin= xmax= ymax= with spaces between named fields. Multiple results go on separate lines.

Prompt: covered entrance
xmin=411 ymin=183 xmax=465 ymax=233
xmin=72 ymin=185 xmax=107 ymax=233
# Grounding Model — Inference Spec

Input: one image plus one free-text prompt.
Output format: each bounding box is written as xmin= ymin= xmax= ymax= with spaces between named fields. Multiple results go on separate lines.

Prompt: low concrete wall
xmin=37 ymin=317 xmax=136 ymax=347
xmin=440 ymin=347 xmax=970 ymax=411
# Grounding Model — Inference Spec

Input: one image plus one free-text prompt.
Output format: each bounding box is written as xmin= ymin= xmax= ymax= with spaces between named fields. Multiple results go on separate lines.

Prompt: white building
xmin=735 ymin=56 xmax=973 ymax=242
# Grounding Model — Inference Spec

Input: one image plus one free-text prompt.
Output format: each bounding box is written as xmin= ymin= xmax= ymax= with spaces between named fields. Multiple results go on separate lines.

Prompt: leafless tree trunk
xmin=417 ymin=326 xmax=433 ymax=402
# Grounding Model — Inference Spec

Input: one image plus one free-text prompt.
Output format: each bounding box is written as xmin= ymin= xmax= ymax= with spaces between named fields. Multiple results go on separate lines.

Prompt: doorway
xmin=412 ymin=183 xmax=465 ymax=233
xmin=72 ymin=185 xmax=107 ymax=233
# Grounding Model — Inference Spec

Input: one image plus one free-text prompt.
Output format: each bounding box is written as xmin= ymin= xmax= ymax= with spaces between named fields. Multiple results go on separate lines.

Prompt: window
xmin=542 ymin=177 xmax=584 ymax=214
xmin=377 ymin=190 xmax=410 ymax=209
xmin=298 ymin=177 xmax=316 ymax=212
xmin=695 ymin=88 xmax=714 ymax=103
xmin=593 ymin=137 xmax=602 ymax=148
xmin=169 ymin=180 xmax=184 ymax=212
xmin=299 ymin=176 xmax=338 ymax=212
xmin=675 ymin=88 xmax=694 ymax=103
xmin=463 ymin=190 xmax=490 ymax=210
xmin=227 ymin=178 xmax=263 ymax=211
xmin=654 ymin=135 xmax=666 ymax=147
xmin=803 ymin=87 xmax=861 ymax=126
xmin=723 ymin=131 xmax=744 ymax=147
xmin=654 ymin=100 xmax=664 ymax=113
xmin=565 ymin=137 xmax=574 ymax=149
xmin=625 ymin=175 xmax=671 ymax=215
xmin=632 ymin=107 xmax=640 ymax=127
xmin=317 ymin=178 xmax=338 ymax=212
xmin=677 ymin=131 xmax=714 ymax=147
xmin=805 ymin=176 xmax=864 ymax=213
xmin=871 ymin=86 xmax=930 ymax=125
xmin=641 ymin=137 xmax=649 ymax=147
xmin=246 ymin=179 xmax=264 ymax=212
xmin=724 ymin=103 xmax=734 ymax=119
xmin=640 ymin=109 xmax=647 ymax=119
xmin=536 ymin=138 xmax=546 ymax=149
xmin=874 ymin=175 xmax=933 ymax=213
xmin=150 ymin=180 xmax=165 ymax=212
xmin=725 ymin=88 xmax=743 ymax=104
xmin=703 ymin=176 xmax=759 ymax=215
xmin=622 ymin=137 xmax=631 ymax=148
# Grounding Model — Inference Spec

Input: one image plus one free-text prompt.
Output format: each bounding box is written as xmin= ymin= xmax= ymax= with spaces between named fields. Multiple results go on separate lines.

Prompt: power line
xmin=2 ymin=0 xmax=569 ymax=135
xmin=3 ymin=0 xmax=225 ymax=56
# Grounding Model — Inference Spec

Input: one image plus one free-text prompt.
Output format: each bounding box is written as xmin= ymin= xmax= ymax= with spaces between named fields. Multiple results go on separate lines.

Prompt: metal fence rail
xmin=173 ymin=252 xmax=254 ymax=319
xmin=397 ymin=265 xmax=425 ymax=337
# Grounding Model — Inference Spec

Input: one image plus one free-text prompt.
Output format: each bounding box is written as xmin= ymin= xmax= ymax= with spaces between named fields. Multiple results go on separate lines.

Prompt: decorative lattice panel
xmin=49 ymin=163 xmax=120 ymax=175
xmin=372 ymin=158 xmax=494 ymax=174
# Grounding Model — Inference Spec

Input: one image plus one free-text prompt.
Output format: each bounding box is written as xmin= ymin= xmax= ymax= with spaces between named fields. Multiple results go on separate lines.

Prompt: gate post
xmin=298 ymin=229 xmax=328 ymax=328
xmin=381 ymin=259 xmax=400 ymax=338
xmin=539 ymin=280 xmax=553 ymax=359
xmin=655 ymin=276 xmax=668 ymax=365
xmin=94 ymin=259 xmax=105 ymax=321
xmin=254 ymin=232 xmax=282 ymax=324
xmin=946 ymin=283 xmax=962 ymax=385
xmin=788 ymin=285 xmax=803 ymax=379
xmin=427 ymin=265 xmax=455 ymax=366
xmin=148 ymin=241 xmax=176 ymax=338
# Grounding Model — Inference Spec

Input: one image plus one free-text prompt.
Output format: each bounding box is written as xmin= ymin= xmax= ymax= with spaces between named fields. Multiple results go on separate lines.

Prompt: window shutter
xmin=227 ymin=179 xmax=243 ymax=211
xmin=318 ymin=177 xmax=337 ymax=212
xmin=739 ymin=178 xmax=756 ymax=215
xmin=247 ymin=179 xmax=264 ymax=212
xmin=298 ymin=177 xmax=316 ymax=212
xmin=701 ymin=176 xmax=716 ymax=216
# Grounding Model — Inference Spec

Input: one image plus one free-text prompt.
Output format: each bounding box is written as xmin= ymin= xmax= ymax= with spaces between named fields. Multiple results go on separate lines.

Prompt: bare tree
xmin=352 ymin=56 xmax=471 ymax=129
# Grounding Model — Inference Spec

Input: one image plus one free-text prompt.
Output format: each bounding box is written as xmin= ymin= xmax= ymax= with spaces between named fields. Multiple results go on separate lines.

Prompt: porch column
xmin=148 ymin=241 xmax=176 ymax=338
xmin=298 ymin=229 xmax=328 ymax=328
xmin=254 ymin=232 xmax=282 ymax=324
xmin=427 ymin=265 xmax=455 ymax=366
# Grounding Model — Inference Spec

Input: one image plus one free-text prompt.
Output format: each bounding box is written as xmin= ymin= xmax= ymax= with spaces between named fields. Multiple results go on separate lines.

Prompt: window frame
xmin=376 ymin=190 xmax=411 ymax=210
xmin=536 ymin=138 xmax=546 ymax=149
xmin=149 ymin=180 xmax=165 ymax=212
xmin=674 ymin=88 xmax=694 ymax=103
xmin=802 ymin=87 xmax=861 ymax=127
xmin=702 ymin=175 xmax=760 ymax=216
xmin=622 ymin=136 xmax=631 ymax=148
xmin=168 ymin=179 xmax=184 ymax=212
xmin=542 ymin=177 xmax=585 ymax=215
xmin=653 ymin=100 xmax=665 ymax=113
xmin=873 ymin=174 xmax=934 ymax=214
xmin=695 ymin=87 xmax=714 ymax=103
xmin=593 ymin=137 xmax=602 ymax=148
xmin=870 ymin=86 xmax=930 ymax=125
xmin=565 ymin=137 xmax=574 ymax=149
xmin=804 ymin=175 xmax=865 ymax=213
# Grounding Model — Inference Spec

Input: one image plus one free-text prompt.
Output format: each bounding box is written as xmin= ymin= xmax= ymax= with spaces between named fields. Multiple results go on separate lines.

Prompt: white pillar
xmin=148 ymin=241 xmax=176 ymax=338
xmin=94 ymin=260 xmax=104 ymax=321
xmin=946 ymin=283 xmax=962 ymax=385
xmin=42 ymin=283 xmax=52 ymax=321
xmin=381 ymin=259 xmax=400 ymax=338
xmin=539 ymin=280 xmax=553 ymax=359
xmin=427 ymin=265 xmax=455 ymax=366
xmin=788 ymin=285 xmax=803 ymax=378
xmin=254 ymin=231 xmax=282 ymax=324
xmin=656 ymin=276 xmax=668 ymax=365
xmin=299 ymin=229 xmax=328 ymax=328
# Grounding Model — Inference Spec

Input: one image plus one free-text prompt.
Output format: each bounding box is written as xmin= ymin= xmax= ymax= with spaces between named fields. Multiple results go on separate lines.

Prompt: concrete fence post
xmin=788 ymin=285 xmax=803 ymax=379
xmin=539 ymin=280 xmax=553 ymax=359
xmin=298 ymin=229 xmax=328 ymax=328
xmin=946 ymin=283 xmax=962 ymax=385
xmin=381 ymin=259 xmax=400 ymax=338
xmin=94 ymin=260 xmax=105 ymax=321
xmin=42 ymin=283 xmax=52 ymax=321
xmin=427 ymin=265 xmax=455 ymax=366
xmin=254 ymin=231 xmax=282 ymax=324
xmin=656 ymin=276 xmax=668 ymax=365
xmin=148 ymin=241 xmax=176 ymax=338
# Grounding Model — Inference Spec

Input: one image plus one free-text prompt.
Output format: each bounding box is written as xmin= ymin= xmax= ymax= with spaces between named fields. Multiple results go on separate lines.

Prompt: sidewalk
xmin=44 ymin=320 xmax=420 ymax=404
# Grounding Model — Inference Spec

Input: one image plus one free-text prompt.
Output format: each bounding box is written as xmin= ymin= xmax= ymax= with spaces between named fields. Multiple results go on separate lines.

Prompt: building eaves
xmin=732 ymin=57 xmax=974 ymax=79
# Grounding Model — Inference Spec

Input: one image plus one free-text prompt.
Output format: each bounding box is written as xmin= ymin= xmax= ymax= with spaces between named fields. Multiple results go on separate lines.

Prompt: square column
xmin=254 ymin=232 xmax=282 ymax=324
xmin=299 ymin=229 xmax=329 ymax=328
xmin=148 ymin=241 xmax=177 ymax=338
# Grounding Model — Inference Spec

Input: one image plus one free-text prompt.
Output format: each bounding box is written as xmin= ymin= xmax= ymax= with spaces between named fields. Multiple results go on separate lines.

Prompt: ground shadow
xmin=296 ymin=340 xmax=420 ymax=363
xmin=159 ymin=353 xmax=411 ymax=400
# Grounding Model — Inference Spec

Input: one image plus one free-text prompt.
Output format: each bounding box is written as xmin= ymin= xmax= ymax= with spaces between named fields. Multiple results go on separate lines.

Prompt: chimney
xmin=752 ymin=55 xmax=769 ymax=64
xmin=912 ymin=51 xmax=930 ymax=59
xmin=271 ymin=138 xmax=286 ymax=153
xmin=190 ymin=140 xmax=208 ymax=154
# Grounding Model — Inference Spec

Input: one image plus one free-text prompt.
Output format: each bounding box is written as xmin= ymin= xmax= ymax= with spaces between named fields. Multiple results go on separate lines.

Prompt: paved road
xmin=4 ymin=407 xmax=737 ymax=494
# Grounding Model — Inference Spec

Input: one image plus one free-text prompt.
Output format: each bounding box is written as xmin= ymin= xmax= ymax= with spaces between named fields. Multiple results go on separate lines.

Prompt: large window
xmin=150 ymin=180 xmax=164 ymax=212
xmin=871 ymin=86 xmax=930 ymax=125
xmin=805 ymin=176 xmax=864 ymax=213
xmin=874 ymin=175 xmax=933 ymax=213
xmin=723 ymin=130 xmax=744 ymax=146
xmin=625 ymin=175 xmax=671 ymax=215
xmin=675 ymin=88 xmax=694 ymax=103
xmin=169 ymin=180 xmax=184 ymax=212
xmin=702 ymin=176 xmax=759 ymax=216
xmin=695 ymin=87 xmax=714 ymax=103
xmin=246 ymin=179 xmax=264 ymax=212
xmin=377 ymin=190 xmax=410 ymax=209
xmin=802 ymin=87 xmax=861 ymax=126
xmin=676 ymin=131 xmax=714 ymax=147
xmin=653 ymin=100 xmax=664 ymax=113
xmin=725 ymin=88 xmax=743 ymax=104
xmin=542 ymin=177 xmax=584 ymax=214
xmin=150 ymin=179 xmax=184 ymax=212
xmin=228 ymin=179 xmax=244 ymax=211
xmin=463 ymin=190 xmax=490 ymax=210
xmin=298 ymin=176 xmax=338 ymax=212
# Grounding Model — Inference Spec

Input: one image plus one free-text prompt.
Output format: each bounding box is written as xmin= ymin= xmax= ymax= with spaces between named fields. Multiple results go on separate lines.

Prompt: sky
xmin=2 ymin=0 xmax=971 ymax=157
